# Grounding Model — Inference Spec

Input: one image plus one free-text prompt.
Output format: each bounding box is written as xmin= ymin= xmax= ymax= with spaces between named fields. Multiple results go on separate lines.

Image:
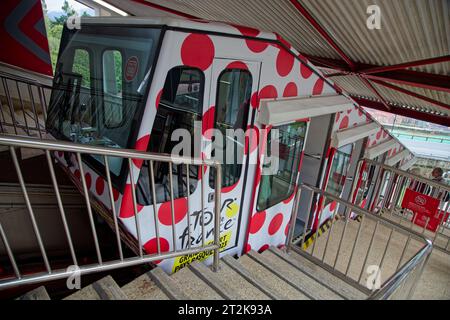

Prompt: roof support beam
xmin=370 ymin=79 xmax=450 ymax=111
xmin=313 ymin=55 xmax=450 ymax=93
xmin=289 ymin=0 xmax=356 ymax=70
xmin=359 ymin=77 xmax=391 ymax=111
xmin=359 ymin=55 xmax=450 ymax=75
xmin=352 ymin=97 xmax=449 ymax=127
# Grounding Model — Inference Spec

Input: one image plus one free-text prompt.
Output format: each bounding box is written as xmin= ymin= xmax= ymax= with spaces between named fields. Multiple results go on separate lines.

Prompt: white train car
xmin=45 ymin=17 xmax=414 ymax=273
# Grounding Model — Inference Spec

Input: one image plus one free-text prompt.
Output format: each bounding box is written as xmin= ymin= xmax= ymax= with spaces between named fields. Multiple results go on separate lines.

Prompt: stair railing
xmin=350 ymin=158 xmax=450 ymax=255
xmin=0 ymin=70 xmax=51 ymax=138
xmin=286 ymin=182 xmax=433 ymax=300
xmin=0 ymin=134 xmax=222 ymax=290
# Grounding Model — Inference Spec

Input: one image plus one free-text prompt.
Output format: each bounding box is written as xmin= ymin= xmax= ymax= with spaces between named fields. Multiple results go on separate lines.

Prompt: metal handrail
xmin=286 ymin=182 xmax=433 ymax=300
xmin=0 ymin=134 xmax=219 ymax=166
xmin=1 ymin=70 xmax=50 ymax=138
xmin=0 ymin=69 xmax=53 ymax=89
xmin=0 ymin=133 xmax=222 ymax=290
xmin=362 ymin=158 xmax=450 ymax=192
xmin=354 ymin=159 xmax=449 ymax=256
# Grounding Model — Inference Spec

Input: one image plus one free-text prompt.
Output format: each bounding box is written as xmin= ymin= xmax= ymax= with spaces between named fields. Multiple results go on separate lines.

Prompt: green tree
xmin=53 ymin=0 xmax=76 ymax=24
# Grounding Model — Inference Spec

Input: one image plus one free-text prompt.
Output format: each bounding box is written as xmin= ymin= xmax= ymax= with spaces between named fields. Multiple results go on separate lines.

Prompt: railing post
xmin=286 ymin=185 xmax=303 ymax=252
xmin=213 ymin=163 xmax=222 ymax=272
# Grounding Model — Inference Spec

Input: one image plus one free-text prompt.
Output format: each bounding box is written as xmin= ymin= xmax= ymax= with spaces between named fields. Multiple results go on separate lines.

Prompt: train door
xmin=296 ymin=114 xmax=333 ymax=236
xmin=203 ymin=58 xmax=261 ymax=258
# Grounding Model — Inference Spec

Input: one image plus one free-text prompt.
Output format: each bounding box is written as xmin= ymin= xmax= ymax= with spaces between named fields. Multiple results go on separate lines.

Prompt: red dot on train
xmin=283 ymin=82 xmax=298 ymax=97
xmin=158 ymin=197 xmax=188 ymax=226
xmin=268 ymin=213 xmax=283 ymax=235
xmin=181 ymin=33 xmax=215 ymax=71
xmin=312 ymin=78 xmax=324 ymax=95
xmin=249 ymin=211 xmax=266 ymax=234
xmin=276 ymin=49 xmax=295 ymax=77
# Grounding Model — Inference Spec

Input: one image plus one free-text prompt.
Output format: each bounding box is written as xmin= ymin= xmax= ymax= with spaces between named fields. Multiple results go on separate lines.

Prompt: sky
xmin=44 ymin=0 xmax=95 ymax=14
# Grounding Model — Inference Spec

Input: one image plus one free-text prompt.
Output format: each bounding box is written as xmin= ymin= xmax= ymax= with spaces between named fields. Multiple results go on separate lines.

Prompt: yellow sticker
xmin=172 ymin=231 xmax=232 ymax=273
xmin=225 ymin=202 xmax=239 ymax=219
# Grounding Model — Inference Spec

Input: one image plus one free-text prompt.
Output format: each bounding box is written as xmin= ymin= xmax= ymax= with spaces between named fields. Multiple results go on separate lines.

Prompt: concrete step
xmin=272 ymin=247 xmax=367 ymax=300
xmin=261 ymin=248 xmax=343 ymax=300
xmin=148 ymin=267 xmax=189 ymax=300
xmin=188 ymin=260 xmax=242 ymax=300
xmin=212 ymin=257 xmax=270 ymax=300
xmin=64 ymin=275 xmax=128 ymax=300
xmin=121 ymin=273 xmax=169 ymax=300
xmin=171 ymin=265 xmax=223 ymax=300
xmin=222 ymin=255 xmax=282 ymax=300
xmin=237 ymin=251 xmax=310 ymax=300
xmin=17 ymin=286 xmax=50 ymax=300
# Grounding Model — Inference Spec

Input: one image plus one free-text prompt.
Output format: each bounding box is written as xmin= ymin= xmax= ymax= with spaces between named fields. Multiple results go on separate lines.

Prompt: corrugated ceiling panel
xmin=301 ymin=0 xmax=450 ymax=75
xmin=147 ymin=0 xmax=340 ymax=59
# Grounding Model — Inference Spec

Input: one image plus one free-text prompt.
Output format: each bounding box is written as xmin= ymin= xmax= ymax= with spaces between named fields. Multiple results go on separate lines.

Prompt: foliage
xmin=41 ymin=0 xmax=91 ymax=74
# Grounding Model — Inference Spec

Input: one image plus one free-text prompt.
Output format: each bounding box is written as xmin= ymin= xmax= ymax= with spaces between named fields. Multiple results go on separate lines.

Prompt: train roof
xmin=80 ymin=16 xmax=277 ymax=41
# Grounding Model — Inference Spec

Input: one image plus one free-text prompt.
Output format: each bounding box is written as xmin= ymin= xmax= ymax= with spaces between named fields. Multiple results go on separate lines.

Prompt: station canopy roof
xmin=104 ymin=0 xmax=450 ymax=127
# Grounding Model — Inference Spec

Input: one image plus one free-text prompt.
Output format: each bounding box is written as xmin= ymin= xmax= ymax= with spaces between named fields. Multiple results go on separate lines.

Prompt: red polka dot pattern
xmin=276 ymin=49 xmax=295 ymax=77
xmin=119 ymin=184 xmax=144 ymax=218
xmin=155 ymin=89 xmax=163 ymax=109
xmin=251 ymin=92 xmax=259 ymax=109
xmin=158 ymin=198 xmax=188 ymax=226
xmin=312 ymin=78 xmax=324 ymax=95
xmin=376 ymin=129 xmax=382 ymax=140
xmin=113 ymin=188 xmax=119 ymax=202
xmin=283 ymin=82 xmax=298 ymax=97
xmin=249 ymin=211 xmax=266 ymax=234
xmin=181 ymin=34 xmax=215 ymax=71
xmin=259 ymin=85 xmax=278 ymax=100
xmin=339 ymin=116 xmax=349 ymax=130
xmin=285 ymin=223 xmax=290 ymax=236
xmin=133 ymin=135 xmax=150 ymax=168
xmin=85 ymin=173 xmax=92 ymax=190
xmin=329 ymin=201 xmax=337 ymax=212
xmin=258 ymin=244 xmax=269 ymax=253
xmin=95 ymin=177 xmax=104 ymax=196
xmin=335 ymin=112 xmax=340 ymax=123
xmin=300 ymin=63 xmax=313 ymax=79
xmin=245 ymin=243 xmax=251 ymax=254
xmin=268 ymin=213 xmax=283 ymax=235
xmin=226 ymin=61 xmax=248 ymax=70
xmin=144 ymin=237 xmax=170 ymax=264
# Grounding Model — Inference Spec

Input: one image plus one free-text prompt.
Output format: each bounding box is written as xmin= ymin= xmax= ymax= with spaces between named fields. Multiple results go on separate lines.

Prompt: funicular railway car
xmin=45 ymin=16 xmax=415 ymax=274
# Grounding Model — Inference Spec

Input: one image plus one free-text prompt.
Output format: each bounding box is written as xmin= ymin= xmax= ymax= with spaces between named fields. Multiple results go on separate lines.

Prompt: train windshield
xmin=46 ymin=24 xmax=161 ymax=177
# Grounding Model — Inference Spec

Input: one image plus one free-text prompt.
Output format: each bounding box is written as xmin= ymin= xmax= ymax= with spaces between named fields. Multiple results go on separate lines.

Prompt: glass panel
xmin=136 ymin=67 xmax=204 ymax=205
xmin=46 ymin=25 xmax=161 ymax=177
xmin=257 ymin=122 xmax=307 ymax=211
xmin=210 ymin=69 xmax=252 ymax=188
xmin=324 ymin=143 xmax=353 ymax=206
xmin=103 ymin=50 xmax=123 ymax=128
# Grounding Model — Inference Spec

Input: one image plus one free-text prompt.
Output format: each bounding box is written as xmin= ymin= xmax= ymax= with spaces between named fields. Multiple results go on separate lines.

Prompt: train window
xmin=46 ymin=25 xmax=161 ymax=180
xmin=103 ymin=50 xmax=123 ymax=128
xmin=257 ymin=122 xmax=307 ymax=211
xmin=324 ymin=143 xmax=353 ymax=206
xmin=136 ymin=67 xmax=204 ymax=205
xmin=209 ymin=69 xmax=252 ymax=188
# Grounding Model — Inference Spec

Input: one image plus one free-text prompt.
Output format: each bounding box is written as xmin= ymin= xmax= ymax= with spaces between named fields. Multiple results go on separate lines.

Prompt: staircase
xmin=17 ymin=246 xmax=368 ymax=300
